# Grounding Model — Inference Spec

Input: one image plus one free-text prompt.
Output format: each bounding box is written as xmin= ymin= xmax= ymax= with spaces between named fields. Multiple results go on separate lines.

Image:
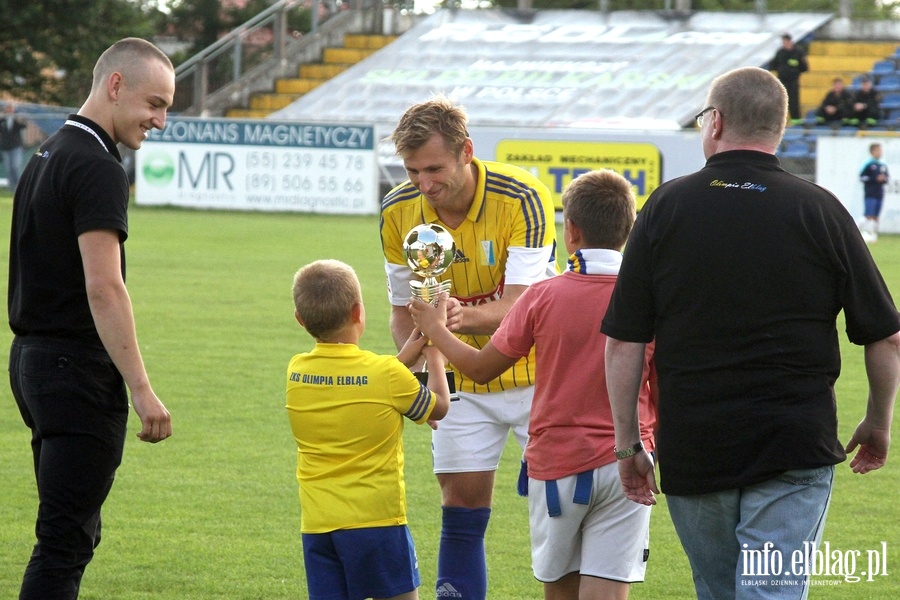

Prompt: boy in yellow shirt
xmin=286 ymin=259 xmax=451 ymax=600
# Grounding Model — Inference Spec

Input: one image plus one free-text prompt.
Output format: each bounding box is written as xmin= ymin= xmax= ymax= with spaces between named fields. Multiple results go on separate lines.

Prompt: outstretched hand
xmin=845 ymin=419 xmax=890 ymax=474
xmin=396 ymin=327 xmax=429 ymax=368
xmin=617 ymin=451 xmax=658 ymax=506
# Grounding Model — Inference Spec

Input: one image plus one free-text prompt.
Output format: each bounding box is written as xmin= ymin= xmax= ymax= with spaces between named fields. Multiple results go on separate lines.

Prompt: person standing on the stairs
xmin=768 ymin=32 xmax=808 ymax=122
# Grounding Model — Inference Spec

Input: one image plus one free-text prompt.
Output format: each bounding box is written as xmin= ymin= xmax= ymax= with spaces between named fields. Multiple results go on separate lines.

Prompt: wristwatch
xmin=614 ymin=441 xmax=644 ymax=460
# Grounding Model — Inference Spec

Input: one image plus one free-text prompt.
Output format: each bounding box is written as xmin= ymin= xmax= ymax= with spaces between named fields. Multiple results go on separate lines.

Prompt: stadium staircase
xmin=226 ymin=33 xmax=397 ymax=119
xmin=171 ymin=0 xmax=421 ymax=119
xmin=800 ymin=40 xmax=899 ymax=118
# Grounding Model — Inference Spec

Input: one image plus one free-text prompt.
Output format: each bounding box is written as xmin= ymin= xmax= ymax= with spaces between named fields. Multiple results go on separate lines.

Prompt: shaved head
xmin=92 ymin=37 xmax=173 ymax=92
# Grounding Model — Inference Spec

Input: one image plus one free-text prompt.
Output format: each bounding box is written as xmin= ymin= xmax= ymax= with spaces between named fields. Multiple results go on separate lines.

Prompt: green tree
xmin=167 ymin=0 xmax=225 ymax=58
xmin=165 ymin=0 xmax=314 ymax=66
xmin=0 ymin=0 xmax=164 ymax=106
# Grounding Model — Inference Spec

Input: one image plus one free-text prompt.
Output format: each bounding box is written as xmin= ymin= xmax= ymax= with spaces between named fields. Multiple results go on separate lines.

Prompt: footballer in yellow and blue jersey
xmin=381 ymin=157 xmax=557 ymax=394
xmin=286 ymin=342 xmax=438 ymax=534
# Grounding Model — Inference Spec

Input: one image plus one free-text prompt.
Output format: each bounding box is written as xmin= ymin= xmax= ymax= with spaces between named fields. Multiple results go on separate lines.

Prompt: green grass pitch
xmin=0 ymin=197 xmax=897 ymax=598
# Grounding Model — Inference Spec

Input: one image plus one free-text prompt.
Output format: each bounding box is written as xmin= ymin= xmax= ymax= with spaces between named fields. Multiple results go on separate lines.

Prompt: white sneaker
xmin=861 ymin=231 xmax=878 ymax=244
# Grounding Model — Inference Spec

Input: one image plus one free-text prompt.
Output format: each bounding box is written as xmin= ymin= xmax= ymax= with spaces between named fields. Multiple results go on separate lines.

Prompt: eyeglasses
xmin=694 ymin=106 xmax=716 ymax=128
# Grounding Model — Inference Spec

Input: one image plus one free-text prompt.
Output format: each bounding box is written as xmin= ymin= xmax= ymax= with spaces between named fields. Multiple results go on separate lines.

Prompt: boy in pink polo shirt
xmin=409 ymin=169 xmax=657 ymax=599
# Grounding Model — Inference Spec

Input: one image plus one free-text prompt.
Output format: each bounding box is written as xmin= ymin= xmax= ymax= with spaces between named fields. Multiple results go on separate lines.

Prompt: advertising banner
xmin=272 ymin=10 xmax=831 ymax=131
xmin=467 ymin=127 xmax=704 ymax=211
xmin=136 ymin=117 xmax=378 ymax=214
xmin=495 ymin=139 xmax=662 ymax=210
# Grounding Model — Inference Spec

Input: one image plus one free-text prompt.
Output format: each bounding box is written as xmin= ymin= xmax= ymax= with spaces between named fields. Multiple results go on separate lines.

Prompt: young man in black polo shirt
xmin=8 ymin=38 xmax=174 ymax=599
xmin=603 ymin=66 xmax=900 ymax=600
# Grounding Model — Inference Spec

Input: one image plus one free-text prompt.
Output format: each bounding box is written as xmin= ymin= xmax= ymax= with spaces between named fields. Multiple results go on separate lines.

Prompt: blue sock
xmin=436 ymin=506 xmax=491 ymax=600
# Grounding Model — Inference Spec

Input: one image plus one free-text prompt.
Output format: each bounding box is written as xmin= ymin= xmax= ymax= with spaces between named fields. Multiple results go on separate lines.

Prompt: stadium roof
xmin=270 ymin=9 xmax=833 ymax=131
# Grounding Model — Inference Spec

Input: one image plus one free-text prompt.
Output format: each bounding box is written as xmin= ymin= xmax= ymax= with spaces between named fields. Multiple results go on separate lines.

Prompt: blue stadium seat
xmin=877 ymin=74 xmax=900 ymax=92
xmin=880 ymin=92 xmax=900 ymax=110
xmin=872 ymin=59 xmax=896 ymax=74
xmin=800 ymin=108 xmax=819 ymax=127
xmin=779 ymin=137 xmax=813 ymax=159
xmin=781 ymin=131 xmax=804 ymax=144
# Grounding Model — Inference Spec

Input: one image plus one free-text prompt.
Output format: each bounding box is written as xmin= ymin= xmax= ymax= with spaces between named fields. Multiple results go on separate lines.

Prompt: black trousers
xmin=9 ymin=336 xmax=128 ymax=600
xmin=782 ymin=77 xmax=801 ymax=120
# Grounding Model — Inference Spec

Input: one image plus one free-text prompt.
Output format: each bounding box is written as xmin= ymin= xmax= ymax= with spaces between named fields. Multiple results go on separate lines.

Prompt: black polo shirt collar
xmin=706 ymin=149 xmax=781 ymax=169
xmin=63 ymin=114 xmax=122 ymax=162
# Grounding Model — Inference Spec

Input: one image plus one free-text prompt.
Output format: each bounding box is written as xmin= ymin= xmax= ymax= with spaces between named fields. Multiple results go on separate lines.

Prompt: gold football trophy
xmin=403 ymin=223 xmax=455 ymax=305
xmin=402 ymin=223 xmax=458 ymax=399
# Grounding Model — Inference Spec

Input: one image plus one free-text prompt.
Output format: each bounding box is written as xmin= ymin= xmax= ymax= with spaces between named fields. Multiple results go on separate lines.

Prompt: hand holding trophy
xmin=403 ymin=223 xmax=458 ymax=399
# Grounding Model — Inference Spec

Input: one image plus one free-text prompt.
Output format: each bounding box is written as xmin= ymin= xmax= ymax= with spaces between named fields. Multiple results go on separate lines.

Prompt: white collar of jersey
xmin=567 ymin=248 xmax=622 ymax=275
xmin=64 ymin=119 xmax=109 ymax=153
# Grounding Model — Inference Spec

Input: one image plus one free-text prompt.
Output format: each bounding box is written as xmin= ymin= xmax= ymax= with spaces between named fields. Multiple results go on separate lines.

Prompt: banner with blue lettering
xmin=136 ymin=117 xmax=378 ymax=214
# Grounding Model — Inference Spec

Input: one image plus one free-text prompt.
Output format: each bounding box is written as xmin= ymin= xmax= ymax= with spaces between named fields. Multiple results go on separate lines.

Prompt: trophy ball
xmin=402 ymin=224 xmax=456 ymax=278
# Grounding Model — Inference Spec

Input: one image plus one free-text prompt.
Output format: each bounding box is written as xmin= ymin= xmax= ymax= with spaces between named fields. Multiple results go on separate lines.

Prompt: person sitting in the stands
xmin=849 ymin=75 xmax=882 ymax=127
xmin=816 ymin=77 xmax=854 ymax=124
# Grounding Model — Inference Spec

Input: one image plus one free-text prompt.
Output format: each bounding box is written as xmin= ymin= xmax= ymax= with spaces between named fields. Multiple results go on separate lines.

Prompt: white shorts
xmin=431 ymin=387 xmax=532 ymax=473
xmin=528 ymin=462 xmax=651 ymax=583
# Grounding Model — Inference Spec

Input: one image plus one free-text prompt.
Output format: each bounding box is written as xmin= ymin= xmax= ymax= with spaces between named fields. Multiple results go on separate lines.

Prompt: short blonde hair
xmin=562 ymin=169 xmax=636 ymax=250
xmin=390 ymin=95 xmax=469 ymax=158
xmin=292 ymin=259 xmax=362 ymax=340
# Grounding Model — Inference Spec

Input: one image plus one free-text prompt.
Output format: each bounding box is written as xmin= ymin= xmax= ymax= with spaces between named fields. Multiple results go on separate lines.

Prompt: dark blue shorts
xmin=864 ymin=196 xmax=884 ymax=218
xmin=302 ymin=525 xmax=419 ymax=600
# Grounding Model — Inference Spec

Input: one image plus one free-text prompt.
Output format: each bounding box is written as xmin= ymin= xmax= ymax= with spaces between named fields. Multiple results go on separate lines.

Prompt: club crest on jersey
xmin=480 ymin=240 xmax=495 ymax=266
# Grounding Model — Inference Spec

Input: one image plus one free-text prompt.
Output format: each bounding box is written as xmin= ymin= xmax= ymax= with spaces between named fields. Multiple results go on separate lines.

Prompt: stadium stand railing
xmin=172 ymin=0 xmax=419 ymax=118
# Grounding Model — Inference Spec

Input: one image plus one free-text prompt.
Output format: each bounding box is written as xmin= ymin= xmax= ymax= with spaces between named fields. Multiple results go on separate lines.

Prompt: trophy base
xmin=415 ymin=370 xmax=459 ymax=401
xmin=410 ymin=279 xmax=452 ymax=306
